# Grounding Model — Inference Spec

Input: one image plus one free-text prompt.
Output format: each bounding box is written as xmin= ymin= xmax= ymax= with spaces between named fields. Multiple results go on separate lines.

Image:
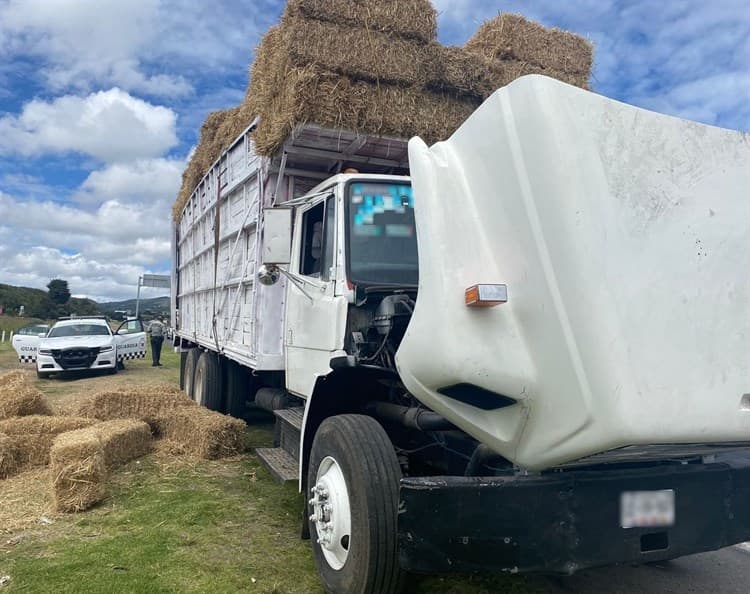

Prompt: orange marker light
xmin=465 ymin=284 xmax=508 ymax=308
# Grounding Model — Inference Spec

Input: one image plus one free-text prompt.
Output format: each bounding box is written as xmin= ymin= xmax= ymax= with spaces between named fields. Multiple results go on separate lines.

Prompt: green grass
xmin=0 ymin=316 xmax=48 ymax=334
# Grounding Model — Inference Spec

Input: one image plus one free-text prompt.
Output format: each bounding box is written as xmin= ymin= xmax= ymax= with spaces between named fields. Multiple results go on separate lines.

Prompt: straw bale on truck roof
xmin=281 ymin=17 xmax=430 ymax=87
xmin=0 ymin=370 xmax=52 ymax=419
xmin=50 ymin=430 xmax=106 ymax=513
xmin=153 ymin=407 xmax=246 ymax=460
xmin=75 ymin=386 xmax=195 ymax=431
xmin=465 ymin=13 xmax=593 ymax=75
xmin=0 ymin=415 xmax=97 ymax=475
xmin=174 ymin=3 xmax=594 ymax=221
xmin=284 ymin=0 xmax=437 ymax=43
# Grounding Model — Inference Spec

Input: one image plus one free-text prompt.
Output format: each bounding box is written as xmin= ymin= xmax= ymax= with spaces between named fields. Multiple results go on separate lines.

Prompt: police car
xmin=13 ymin=317 xmax=146 ymax=379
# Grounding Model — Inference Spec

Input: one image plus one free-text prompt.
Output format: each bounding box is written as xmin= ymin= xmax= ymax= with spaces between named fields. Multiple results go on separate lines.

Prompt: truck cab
xmin=279 ymin=174 xmax=416 ymax=398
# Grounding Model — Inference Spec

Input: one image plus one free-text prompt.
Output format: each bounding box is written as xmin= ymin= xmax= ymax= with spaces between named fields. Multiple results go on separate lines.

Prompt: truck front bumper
xmin=398 ymin=455 xmax=750 ymax=574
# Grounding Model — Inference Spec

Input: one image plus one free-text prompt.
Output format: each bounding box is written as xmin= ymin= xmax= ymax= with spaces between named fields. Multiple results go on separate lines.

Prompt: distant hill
xmin=99 ymin=296 xmax=170 ymax=318
xmin=0 ymin=283 xmax=100 ymax=318
xmin=0 ymin=283 xmax=168 ymax=320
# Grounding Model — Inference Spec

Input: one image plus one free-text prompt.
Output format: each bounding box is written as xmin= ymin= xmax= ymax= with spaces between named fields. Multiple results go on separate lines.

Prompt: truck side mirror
xmin=262 ymin=208 xmax=292 ymax=265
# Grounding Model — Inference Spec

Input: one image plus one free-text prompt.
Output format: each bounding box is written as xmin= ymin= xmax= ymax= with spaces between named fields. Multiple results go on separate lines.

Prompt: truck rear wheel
xmin=194 ymin=351 xmax=223 ymax=411
xmin=225 ymin=359 xmax=249 ymax=418
xmin=183 ymin=348 xmax=200 ymax=399
xmin=307 ymin=415 xmax=404 ymax=594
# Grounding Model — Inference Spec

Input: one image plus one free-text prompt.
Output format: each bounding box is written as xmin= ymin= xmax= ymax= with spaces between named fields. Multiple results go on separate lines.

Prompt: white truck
xmin=172 ymin=75 xmax=750 ymax=593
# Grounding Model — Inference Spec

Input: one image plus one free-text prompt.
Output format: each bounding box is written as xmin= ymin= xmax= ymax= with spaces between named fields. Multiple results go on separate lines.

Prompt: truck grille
xmin=52 ymin=347 xmax=100 ymax=370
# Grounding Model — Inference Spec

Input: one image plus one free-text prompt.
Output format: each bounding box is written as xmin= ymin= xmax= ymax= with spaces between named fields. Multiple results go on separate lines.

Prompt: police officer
xmin=147 ymin=317 xmax=166 ymax=366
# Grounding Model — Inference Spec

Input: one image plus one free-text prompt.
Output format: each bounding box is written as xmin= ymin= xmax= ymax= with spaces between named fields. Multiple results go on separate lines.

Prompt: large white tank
xmin=397 ymin=75 xmax=750 ymax=470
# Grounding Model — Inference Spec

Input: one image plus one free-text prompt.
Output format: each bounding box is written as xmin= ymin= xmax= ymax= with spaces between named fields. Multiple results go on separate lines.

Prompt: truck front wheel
xmin=307 ymin=415 xmax=404 ymax=594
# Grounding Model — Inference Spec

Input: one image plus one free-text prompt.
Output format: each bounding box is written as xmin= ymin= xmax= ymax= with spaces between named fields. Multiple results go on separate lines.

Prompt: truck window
xmin=346 ymin=181 xmax=418 ymax=287
xmin=300 ymin=202 xmax=324 ymax=277
xmin=300 ymin=197 xmax=336 ymax=279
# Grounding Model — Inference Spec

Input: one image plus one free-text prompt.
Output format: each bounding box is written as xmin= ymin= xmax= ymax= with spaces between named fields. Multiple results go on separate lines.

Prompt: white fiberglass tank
xmin=397 ymin=75 xmax=750 ymax=471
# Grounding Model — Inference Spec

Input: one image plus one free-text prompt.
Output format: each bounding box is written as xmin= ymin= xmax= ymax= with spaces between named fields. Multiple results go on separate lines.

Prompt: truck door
xmin=114 ymin=319 xmax=147 ymax=362
xmin=285 ymin=193 xmax=347 ymax=397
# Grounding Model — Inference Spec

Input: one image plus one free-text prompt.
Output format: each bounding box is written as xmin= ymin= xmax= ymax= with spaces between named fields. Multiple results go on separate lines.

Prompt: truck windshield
xmin=347 ymin=181 xmax=418 ymax=287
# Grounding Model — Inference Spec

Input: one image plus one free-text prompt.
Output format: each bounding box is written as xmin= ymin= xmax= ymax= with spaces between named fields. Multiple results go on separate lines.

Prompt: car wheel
xmin=194 ymin=351 xmax=223 ymax=411
xmin=183 ymin=348 xmax=201 ymax=399
xmin=307 ymin=415 xmax=404 ymax=594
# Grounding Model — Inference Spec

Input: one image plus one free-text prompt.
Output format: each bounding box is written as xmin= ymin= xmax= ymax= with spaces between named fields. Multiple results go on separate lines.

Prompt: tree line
xmin=0 ymin=279 xmax=100 ymax=319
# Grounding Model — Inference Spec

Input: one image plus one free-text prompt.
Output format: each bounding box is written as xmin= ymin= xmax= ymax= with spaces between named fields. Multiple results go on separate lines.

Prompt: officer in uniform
xmin=147 ymin=317 xmax=166 ymax=366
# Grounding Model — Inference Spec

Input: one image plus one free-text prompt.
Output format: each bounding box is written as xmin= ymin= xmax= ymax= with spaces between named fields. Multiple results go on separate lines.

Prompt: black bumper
xmin=398 ymin=455 xmax=750 ymax=574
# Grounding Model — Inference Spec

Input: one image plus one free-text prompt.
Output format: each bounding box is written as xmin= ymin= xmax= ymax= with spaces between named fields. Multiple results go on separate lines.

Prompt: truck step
xmin=274 ymin=407 xmax=304 ymax=460
xmin=275 ymin=407 xmax=304 ymax=431
xmin=256 ymin=447 xmax=299 ymax=483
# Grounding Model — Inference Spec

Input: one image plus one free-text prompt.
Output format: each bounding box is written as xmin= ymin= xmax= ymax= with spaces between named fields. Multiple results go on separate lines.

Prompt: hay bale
xmin=487 ymin=59 xmax=591 ymax=92
xmin=423 ymin=44 xmax=495 ymax=100
xmin=282 ymin=17 xmax=430 ymax=87
xmin=0 ymin=370 xmax=53 ymax=420
xmin=250 ymin=63 xmax=480 ymax=157
xmin=465 ymin=13 xmax=593 ymax=76
xmin=75 ymin=386 xmax=195 ymax=431
xmin=284 ymin=0 xmax=437 ymax=43
xmin=154 ymin=408 xmax=246 ymax=460
xmin=0 ymin=416 xmax=97 ymax=470
xmin=0 ymin=433 xmax=20 ymax=479
xmin=50 ymin=430 xmax=106 ymax=513
xmin=93 ymin=419 xmax=152 ymax=469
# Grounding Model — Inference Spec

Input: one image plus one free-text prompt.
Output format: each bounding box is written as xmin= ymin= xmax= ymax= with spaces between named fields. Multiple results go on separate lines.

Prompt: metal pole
xmin=135 ymin=276 xmax=142 ymax=318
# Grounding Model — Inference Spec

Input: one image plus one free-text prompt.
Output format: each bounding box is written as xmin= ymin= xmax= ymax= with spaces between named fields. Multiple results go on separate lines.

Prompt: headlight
xmin=39 ymin=349 xmax=52 ymax=355
xmin=99 ymin=345 xmax=114 ymax=353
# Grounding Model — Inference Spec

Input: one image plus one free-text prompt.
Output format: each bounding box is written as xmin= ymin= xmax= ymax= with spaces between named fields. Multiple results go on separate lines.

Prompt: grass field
xmin=0 ymin=342 xmax=542 ymax=594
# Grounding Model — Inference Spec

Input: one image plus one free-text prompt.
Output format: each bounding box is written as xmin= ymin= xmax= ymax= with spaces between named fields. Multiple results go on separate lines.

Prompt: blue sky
xmin=0 ymin=0 xmax=748 ymax=302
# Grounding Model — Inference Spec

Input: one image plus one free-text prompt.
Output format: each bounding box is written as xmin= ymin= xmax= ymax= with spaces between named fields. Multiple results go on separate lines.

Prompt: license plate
xmin=620 ymin=490 xmax=675 ymax=528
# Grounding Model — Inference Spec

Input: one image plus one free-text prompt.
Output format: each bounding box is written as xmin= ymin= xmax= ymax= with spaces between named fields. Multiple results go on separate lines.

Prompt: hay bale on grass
xmin=93 ymin=419 xmax=152 ymax=469
xmin=465 ymin=13 xmax=593 ymax=76
xmin=0 ymin=370 xmax=53 ymax=419
xmin=0 ymin=433 xmax=20 ymax=479
xmin=154 ymin=408 xmax=246 ymax=460
xmin=49 ymin=420 xmax=152 ymax=512
xmin=50 ymin=431 xmax=106 ymax=513
xmin=282 ymin=17 xmax=430 ymax=87
xmin=284 ymin=0 xmax=437 ymax=43
xmin=75 ymin=386 xmax=195 ymax=431
xmin=0 ymin=416 xmax=97 ymax=472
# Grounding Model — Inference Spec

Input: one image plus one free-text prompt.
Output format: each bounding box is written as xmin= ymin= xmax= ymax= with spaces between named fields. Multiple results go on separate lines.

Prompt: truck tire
xmin=225 ymin=360 xmax=249 ymax=418
xmin=183 ymin=348 xmax=200 ymax=399
xmin=307 ymin=415 xmax=404 ymax=594
xmin=194 ymin=351 xmax=223 ymax=411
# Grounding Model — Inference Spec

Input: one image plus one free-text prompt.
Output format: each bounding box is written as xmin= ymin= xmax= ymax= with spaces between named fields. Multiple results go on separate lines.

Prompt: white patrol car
xmin=18 ymin=317 xmax=147 ymax=379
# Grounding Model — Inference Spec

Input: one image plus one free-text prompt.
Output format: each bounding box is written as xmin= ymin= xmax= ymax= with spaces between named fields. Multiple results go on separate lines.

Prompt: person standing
xmin=147 ymin=317 xmax=166 ymax=366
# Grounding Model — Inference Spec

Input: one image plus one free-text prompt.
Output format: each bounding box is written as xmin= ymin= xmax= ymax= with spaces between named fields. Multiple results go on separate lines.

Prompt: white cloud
xmin=75 ymin=158 xmax=184 ymax=204
xmin=0 ymin=0 xmax=191 ymax=97
xmin=0 ymin=0 xmax=279 ymax=98
xmin=0 ymin=88 xmax=178 ymax=162
xmin=0 ymin=246 xmax=166 ymax=303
